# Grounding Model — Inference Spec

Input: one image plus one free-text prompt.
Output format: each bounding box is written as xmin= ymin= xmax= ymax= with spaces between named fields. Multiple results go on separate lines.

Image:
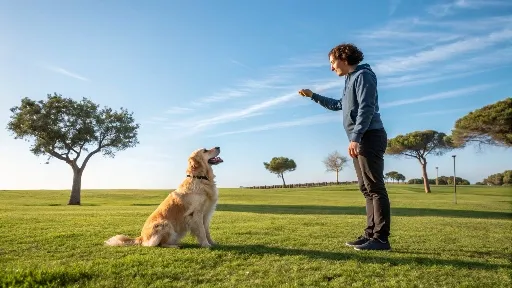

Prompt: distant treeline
xmin=242 ymin=171 xmax=512 ymax=189
xmin=474 ymin=170 xmax=512 ymax=186
xmin=408 ymin=176 xmax=470 ymax=185
xmin=241 ymin=181 xmax=358 ymax=189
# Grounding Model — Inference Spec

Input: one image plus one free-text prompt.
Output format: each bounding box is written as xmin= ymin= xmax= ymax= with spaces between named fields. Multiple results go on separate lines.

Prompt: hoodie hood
xmin=352 ymin=63 xmax=374 ymax=75
xmin=345 ymin=63 xmax=377 ymax=85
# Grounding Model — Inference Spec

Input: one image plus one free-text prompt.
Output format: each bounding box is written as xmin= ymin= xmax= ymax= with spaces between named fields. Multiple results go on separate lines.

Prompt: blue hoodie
xmin=310 ymin=63 xmax=384 ymax=143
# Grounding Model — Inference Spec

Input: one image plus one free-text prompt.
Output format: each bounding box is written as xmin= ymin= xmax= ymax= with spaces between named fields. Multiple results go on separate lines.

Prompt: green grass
xmin=0 ymin=184 xmax=511 ymax=287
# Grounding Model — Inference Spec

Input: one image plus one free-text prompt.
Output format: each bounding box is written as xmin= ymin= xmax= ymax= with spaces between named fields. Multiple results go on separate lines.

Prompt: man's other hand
xmin=348 ymin=141 xmax=360 ymax=158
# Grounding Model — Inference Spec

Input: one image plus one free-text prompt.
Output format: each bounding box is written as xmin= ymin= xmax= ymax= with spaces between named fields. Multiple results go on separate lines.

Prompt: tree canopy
xmin=263 ymin=157 xmax=297 ymax=186
xmin=386 ymin=130 xmax=454 ymax=193
xmin=396 ymin=173 xmax=406 ymax=183
xmin=6 ymin=93 xmax=140 ymax=205
xmin=475 ymin=170 xmax=512 ymax=186
xmin=384 ymin=171 xmax=405 ymax=183
xmin=451 ymin=97 xmax=512 ymax=148
xmin=322 ymin=150 xmax=349 ymax=184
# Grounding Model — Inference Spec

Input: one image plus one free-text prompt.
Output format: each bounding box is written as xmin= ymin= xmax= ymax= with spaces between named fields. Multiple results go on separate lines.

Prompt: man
xmin=298 ymin=43 xmax=391 ymax=251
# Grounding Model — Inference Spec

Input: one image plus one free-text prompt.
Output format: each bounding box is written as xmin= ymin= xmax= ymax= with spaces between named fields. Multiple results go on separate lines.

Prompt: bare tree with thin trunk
xmin=322 ymin=150 xmax=349 ymax=184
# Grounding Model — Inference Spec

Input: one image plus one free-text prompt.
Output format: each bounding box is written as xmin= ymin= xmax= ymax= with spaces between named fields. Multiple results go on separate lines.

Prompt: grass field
xmin=0 ymin=184 xmax=511 ymax=287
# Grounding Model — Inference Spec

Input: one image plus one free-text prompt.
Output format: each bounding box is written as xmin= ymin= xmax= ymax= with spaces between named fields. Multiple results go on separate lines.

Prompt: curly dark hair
xmin=328 ymin=43 xmax=364 ymax=66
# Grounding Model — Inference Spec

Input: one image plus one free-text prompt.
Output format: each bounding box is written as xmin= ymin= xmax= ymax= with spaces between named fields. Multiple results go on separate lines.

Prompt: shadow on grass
xmin=392 ymin=249 xmax=512 ymax=260
xmin=24 ymin=203 xmax=100 ymax=206
xmin=216 ymin=204 xmax=512 ymax=220
xmin=209 ymin=244 xmax=509 ymax=271
xmin=0 ymin=269 xmax=93 ymax=287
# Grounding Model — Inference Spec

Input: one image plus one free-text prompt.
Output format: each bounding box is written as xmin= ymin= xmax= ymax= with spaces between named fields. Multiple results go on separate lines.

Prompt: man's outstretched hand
xmin=298 ymin=89 xmax=313 ymax=97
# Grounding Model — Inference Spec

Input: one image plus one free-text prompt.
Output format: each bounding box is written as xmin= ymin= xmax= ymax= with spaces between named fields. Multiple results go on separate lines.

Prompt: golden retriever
xmin=104 ymin=147 xmax=223 ymax=248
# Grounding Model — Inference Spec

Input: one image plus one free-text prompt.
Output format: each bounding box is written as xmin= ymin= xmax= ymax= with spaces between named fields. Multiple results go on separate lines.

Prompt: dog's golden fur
xmin=104 ymin=147 xmax=222 ymax=248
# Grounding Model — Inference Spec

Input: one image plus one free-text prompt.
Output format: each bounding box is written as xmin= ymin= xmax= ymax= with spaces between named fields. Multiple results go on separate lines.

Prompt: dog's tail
xmin=104 ymin=234 xmax=143 ymax=246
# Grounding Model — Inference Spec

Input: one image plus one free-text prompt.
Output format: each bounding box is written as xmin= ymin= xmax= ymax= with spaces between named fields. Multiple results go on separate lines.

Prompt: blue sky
xmin=1 ymin=0 xmax=511 ymax=190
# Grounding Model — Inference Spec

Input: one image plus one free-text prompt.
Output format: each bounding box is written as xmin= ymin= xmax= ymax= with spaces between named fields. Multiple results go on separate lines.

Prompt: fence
xmin=241 ymin=181 xmax=359 ymax=189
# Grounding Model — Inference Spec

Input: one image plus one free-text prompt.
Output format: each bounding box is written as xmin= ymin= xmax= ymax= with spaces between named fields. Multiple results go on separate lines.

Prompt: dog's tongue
xmin=209 ymin=156 xmax=223 ymax=164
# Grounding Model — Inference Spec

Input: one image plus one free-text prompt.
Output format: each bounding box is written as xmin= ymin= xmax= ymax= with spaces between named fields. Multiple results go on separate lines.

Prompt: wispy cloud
xmin=156 ymin=53 xmax=331 ymax=119
xmin=150 ymin=116 xmax=168 ymax=122
xmin=389 ymin=0 xmax=401 ymax=15
xmin=359 ymin=14 xmax=512 ymax=57
xmin=195 ymin=74 xmax=286 ymax=105
xmin=209 ymin=114 xmax=339 ymax=137
xmin=374 ymin=28 xmax=512 ymax=75
xmin=140 ymin=116 xmax=168 ymax=126
xmin=380 ymin=69 xmax=495 ymax=89
xmin=410 ymin=15 xmax=512 ymax=32
xmin=358 ymin=14 xmax=512 ymax=88
xmin=165 ymin=107 xmax=193 ymax=114
xmin=164 ymin=81 xmax=338 ymax=138
xmin=190 ymin=81 xmax=343 ymax=131
xmin=381 ymin=84 xmax=495 ymax=108
xmin=192 ymin=92 xmax=296 ymax=130
xmin=415 ymin=107 xmax=475 ymax=116
xmin=357 ymin=18 xmax=462 ymax=47
xmin=46 ymin=66 xmax=90 ymax=81
xmin=230 ymin=59 xmax=250 ymax=69
xmin=427 ymin=0 xmax=512 ymax=17
xmin=191 ymin=57 xmax=329 ymax=107
xmin=312 ymin=80 xmax=342 ymax=91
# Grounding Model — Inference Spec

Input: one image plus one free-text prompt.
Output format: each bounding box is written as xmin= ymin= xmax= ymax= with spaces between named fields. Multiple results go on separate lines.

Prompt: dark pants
xmin=352 ymin=128 xmax=391 ymax=242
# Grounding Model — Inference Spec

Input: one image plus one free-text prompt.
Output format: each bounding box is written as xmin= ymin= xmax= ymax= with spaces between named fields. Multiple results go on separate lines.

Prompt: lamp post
xmin=452 ymin=155 xmax=457 ymax=204
xmin=435 ymin=166 xmax=439 ymax=186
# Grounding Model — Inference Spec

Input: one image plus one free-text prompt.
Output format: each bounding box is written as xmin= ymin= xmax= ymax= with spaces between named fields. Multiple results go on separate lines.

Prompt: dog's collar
xmin=187 ymin=174 xmax=209 ymax=180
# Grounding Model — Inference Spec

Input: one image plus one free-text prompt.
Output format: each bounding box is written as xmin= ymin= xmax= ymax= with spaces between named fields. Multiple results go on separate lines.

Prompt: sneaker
xmin=345 ymin=235 xmax=371 ymax=247
xmin=353 ymin=238 xmax=391 ymax=251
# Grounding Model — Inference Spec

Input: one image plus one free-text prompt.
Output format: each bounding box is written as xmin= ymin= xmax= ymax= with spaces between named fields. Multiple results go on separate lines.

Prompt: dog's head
xmin=186 ymin=147 xmax=223 ymax=180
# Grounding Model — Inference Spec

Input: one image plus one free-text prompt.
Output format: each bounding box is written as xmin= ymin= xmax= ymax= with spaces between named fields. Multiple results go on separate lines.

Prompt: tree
xmin=322 ymin=150 xmax=349 ymax=184
xmin=446 ymin=176 xmax=470 ymax=185
xmin=386 ymin=130 xmax=454 ymax=193
xmin=396 ymin=173 xmax=406 ymax=183
xmin=481 ymin=170 xmax=512 ymax=186
xmin=504 ymin=170 xmax=512 ymax=185
xmin=437 ymin=176 xmax=449 ymax=185
xmin=6 ymin=93 xmax=140 ymax=205
xmin=263 ymin=157 xmax=297 ymax=186
xmin=385 ymin=171 xmax=399 ymax=183
xmin=451 ymin=97 xmax=512 ymax=148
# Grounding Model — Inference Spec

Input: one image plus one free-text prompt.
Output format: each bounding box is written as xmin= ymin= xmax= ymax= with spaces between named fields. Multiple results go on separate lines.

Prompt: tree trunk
xmin=336 ymin=169 xmax=339 ymax=184
xmin=68 ymin=167 xmax=83 ymax=205
xmin=420 ymin=159 xmax=431 ymax=193
xmin=280 ymin=173 xmax=286 ymax=186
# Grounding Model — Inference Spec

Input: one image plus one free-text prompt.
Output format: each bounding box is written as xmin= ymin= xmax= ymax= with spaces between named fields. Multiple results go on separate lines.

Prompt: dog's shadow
xmin=181 ymin=243 xmax=508 ymax=271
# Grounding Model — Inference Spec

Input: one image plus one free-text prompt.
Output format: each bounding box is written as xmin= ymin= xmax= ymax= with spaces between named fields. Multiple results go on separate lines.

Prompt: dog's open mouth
xmin=208 ymin=156 xmax=223 ymax=165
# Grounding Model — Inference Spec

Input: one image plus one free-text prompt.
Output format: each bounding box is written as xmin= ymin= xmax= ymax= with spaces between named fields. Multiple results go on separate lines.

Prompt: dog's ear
xmin=187 ymin=156 xmax=204 ymax=175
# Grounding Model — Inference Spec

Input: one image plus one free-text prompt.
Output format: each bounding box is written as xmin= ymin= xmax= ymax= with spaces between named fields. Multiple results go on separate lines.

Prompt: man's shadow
xmin=201 ymin=243 xmax=508 ymax=271
xmin=215 ymin=204 xmax=512 ymax=220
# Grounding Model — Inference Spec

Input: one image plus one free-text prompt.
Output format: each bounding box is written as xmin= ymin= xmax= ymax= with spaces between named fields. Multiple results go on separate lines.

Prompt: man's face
xmin=330 ymin=55 xmax=349 ymax=76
